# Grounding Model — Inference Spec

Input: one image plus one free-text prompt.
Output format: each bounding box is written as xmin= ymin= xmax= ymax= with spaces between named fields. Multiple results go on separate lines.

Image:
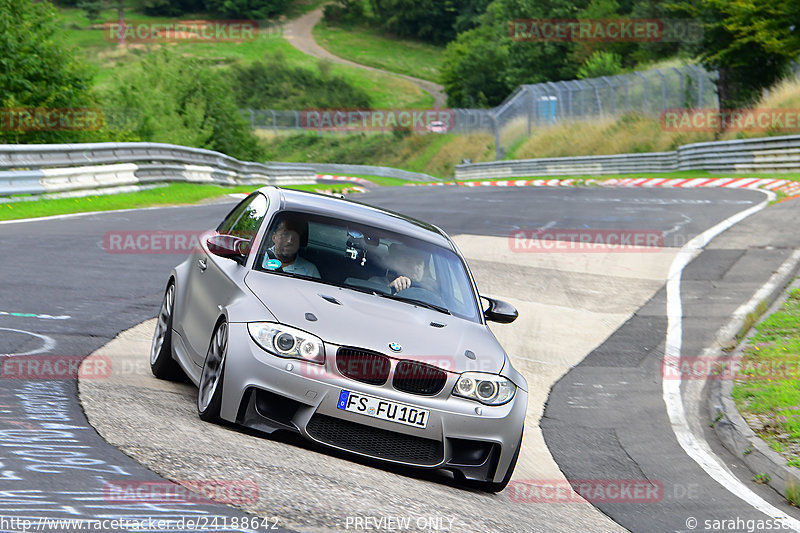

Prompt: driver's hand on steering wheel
xmin=389 ymin=276 xmax=412 ymax=292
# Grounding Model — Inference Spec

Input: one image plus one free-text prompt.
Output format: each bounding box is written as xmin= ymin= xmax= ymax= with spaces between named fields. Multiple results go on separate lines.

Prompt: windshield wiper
xmin=384 ymin=295 xmax=451 ymax=315
xmin=342 ymin=284 xmax=381 ymax=296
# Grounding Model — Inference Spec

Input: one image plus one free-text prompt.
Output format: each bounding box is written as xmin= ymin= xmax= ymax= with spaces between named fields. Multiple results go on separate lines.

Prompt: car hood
xmin=244 ymin=271 xmax=505 ymax=375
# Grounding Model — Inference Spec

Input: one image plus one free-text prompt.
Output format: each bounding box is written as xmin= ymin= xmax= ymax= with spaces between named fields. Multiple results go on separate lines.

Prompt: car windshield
xmin=254 ymin=210 xmax=481 ymax=322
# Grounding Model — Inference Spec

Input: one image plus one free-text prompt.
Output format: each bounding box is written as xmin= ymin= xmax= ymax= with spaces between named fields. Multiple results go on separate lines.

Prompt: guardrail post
xmin=671 ymin=67 xmax=685 ymax=108
xmin=601 ymin=76 xmax=615 ymax=116
xmin=526 ymin=86 xmax=533 ymax=136
xmin=634 ymin=71 xmax=648 ymax=114
xmin=491 ymin=113 xmax=503 ymax=160
xmin=654 ymin=69 xmax=667 ymax=113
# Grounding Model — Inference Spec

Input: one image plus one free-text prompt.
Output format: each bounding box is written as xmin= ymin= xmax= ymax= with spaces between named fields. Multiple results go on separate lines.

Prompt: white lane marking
xmin=662 ymin=189 xmax=800 ymax=530
xmin=0 ymin=311 xmax=71 ymax=320
xmin=514 ymin=356 xmax=570 ymax=367
xmin=0 ymin=328 xmax=56 ymax=356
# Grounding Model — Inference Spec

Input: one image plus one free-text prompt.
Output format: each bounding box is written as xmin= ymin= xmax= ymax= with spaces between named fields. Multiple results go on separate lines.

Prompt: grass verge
xmin=0 ymin=183 xmax=257 ymax=221
xmin=0 ymin=177 xmax=413 ymax=222
xmin=312 ymin=22 xmax=444 ymax=83
xmin=732 ymin=285 xmax=800 ymax=472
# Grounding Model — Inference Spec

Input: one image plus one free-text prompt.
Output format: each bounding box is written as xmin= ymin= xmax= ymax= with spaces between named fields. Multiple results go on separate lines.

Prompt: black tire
xmin=198 ymin=321 xmax=227 ymax=423
xmin=150 ymin=283 xmax=182 ymax=380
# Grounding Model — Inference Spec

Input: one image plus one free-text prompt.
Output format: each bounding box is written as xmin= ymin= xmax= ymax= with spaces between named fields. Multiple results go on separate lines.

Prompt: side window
xmin=218 ymin=197 xmax=250 ymax=234
xmin=219 ymin=194 xmax=268 ymax=240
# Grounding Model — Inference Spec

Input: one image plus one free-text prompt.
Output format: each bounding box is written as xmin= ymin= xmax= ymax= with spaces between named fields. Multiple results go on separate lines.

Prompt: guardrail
xmin=0 ymin=142 xmax=317 ymax=197
xmin=455 ymin=134 xmax=800 ymax=179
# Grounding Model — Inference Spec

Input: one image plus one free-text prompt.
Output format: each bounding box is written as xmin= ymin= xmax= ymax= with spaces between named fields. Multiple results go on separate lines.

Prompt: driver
xmin=387 ymin=245 xmax=428 ymax=292
xmin=265 ymin=215 xmax=320 ymax=278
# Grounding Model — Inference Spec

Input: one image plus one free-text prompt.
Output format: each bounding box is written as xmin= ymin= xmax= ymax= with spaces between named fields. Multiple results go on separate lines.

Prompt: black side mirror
xmin=481 ymin=296 xmax=518 ymax=324
xmin=206 ymin=234 xmax=250 ymax=264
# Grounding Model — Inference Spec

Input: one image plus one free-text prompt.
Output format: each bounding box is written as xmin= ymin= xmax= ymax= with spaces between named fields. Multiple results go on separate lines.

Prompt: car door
xmin=181 ymin=193 xmax=269 ymax=367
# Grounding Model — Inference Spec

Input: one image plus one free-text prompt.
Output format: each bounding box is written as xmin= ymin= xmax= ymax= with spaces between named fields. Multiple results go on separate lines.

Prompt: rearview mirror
xmin=481 ymin=296 xmax=518 ymax=324
xmin=206 ymin=234 xmax=250 ymax=264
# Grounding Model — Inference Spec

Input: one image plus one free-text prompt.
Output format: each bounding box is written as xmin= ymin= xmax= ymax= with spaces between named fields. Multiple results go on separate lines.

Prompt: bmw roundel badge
xmin=389 ymin=342 xmax=402 ymax=352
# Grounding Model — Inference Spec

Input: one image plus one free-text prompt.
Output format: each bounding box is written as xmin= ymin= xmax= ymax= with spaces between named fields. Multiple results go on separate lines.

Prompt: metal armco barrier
xmin=0 ymin=142 xmax=317 ymax=197
xmin=456 ymin=134 xmax=800 ymax=180
xmin=270 ymin=162 xmax=438 ymax=182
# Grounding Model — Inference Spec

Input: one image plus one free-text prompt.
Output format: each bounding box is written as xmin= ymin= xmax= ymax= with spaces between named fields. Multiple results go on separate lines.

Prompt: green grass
xmin=0 ymin=183 xmax=258 ymax=221
xmin=0 ymin=176 xmax=415 ymax=221
xmin=732 ymin=286 xmax=800 ymax=472
xmin=340 ymin=174 xmax=415 ymax=186
xmin=313 ymin=21 xmax=444 ymax=83
xmin=55 ymin=6 xmax=431 ymax=109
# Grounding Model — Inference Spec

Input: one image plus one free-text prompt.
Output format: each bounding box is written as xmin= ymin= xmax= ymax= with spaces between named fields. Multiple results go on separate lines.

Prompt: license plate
xmin=337 ymin=390 xmax=429 ymax=429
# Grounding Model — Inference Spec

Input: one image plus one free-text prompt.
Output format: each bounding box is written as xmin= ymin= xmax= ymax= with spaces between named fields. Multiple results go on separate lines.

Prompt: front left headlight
xmin=453 ymin=372 xmax=516 ymax=405
xmin=247 ymin=322 xmax=325 ymax=364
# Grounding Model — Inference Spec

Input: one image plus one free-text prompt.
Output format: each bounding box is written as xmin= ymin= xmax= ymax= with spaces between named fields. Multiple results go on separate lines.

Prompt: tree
xmin=0 ymin=0 xmax=98 ymax=143
xmin=204 ymin=0 xmax=290 ymax=18
xmin=77 ymin=0 xmax=104 ymax=24
xmin=103 ymin=50 xmax=263 ymax=160
xmin=371 ymin=0 xmax=461 ymax=44
xmin=672 ymin=0 xmax=800 ymax=108
xmin=441 ymin=25 xmax=510 ymax=107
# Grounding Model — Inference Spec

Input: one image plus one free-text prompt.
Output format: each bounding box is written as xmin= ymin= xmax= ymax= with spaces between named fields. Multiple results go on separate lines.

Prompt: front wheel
xmin=198 ymin=321 xmax=227 ymax=423
xmin=150 ymin=283 xmax=182 ymax=380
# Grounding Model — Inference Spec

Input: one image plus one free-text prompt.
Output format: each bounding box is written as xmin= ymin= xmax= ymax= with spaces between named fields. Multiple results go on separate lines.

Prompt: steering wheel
xmin=394 ymin=286 xmax=447 ymax=308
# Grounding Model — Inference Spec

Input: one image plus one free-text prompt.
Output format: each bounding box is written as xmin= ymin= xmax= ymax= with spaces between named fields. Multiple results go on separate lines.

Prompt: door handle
xmin=198 ymin=258 xmax=207 ymax=271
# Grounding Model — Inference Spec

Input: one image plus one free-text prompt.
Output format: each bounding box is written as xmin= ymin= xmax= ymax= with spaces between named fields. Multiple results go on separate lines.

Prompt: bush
xmin=232 ymin=53 xmax=372 ymax=110
xmin=102 ymin=49 xmax=263 ymax=160
xmin=577 ymin=51 xmax=623 ymax=79
xmin=323 ymin=0 xmax=366 ymax=24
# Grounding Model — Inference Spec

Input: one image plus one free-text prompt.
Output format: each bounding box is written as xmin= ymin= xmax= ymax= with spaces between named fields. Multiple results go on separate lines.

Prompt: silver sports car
xmin=150 ymin=186 xmax=527 ymax=491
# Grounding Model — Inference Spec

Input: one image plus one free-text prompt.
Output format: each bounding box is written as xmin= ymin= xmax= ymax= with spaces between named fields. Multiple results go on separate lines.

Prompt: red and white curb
xmin=315 ymin=174 xmax=373 ymax=187
xmin=418 ymin=177 xmax=800 ymax=196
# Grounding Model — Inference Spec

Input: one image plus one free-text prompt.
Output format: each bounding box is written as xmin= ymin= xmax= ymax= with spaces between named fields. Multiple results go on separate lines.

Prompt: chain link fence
xmin=243 ymin=65 xmax=718 ymax=160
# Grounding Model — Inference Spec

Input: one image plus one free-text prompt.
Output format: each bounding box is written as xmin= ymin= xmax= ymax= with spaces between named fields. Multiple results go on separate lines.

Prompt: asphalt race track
xmin=2 ymin=185 xmax=800 ymax=533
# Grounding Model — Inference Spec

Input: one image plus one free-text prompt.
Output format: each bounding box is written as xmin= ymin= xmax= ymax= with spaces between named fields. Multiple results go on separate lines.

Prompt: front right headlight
xmin=247 ymin=322 xmax=325 ymax=364
xmin=453 ymin=372 xmax=516 ymax=405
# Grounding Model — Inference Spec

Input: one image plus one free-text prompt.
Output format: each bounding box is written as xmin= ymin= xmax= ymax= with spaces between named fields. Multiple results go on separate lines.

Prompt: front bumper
xmin=220 ymin=323 xmax=528 ymax=483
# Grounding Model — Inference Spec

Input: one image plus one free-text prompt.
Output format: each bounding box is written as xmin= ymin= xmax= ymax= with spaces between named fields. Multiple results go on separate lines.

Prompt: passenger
xmin=265 ymin=215 xmax=320 ymax=278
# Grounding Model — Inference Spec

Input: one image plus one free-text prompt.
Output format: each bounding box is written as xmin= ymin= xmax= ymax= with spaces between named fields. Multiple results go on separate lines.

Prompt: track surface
xmin=1 ymin=186 xmax=797 ymax=532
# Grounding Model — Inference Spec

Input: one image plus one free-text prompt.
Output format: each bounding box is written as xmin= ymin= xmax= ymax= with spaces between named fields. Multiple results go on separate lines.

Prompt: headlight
xmin=453 ymin=372 xmax=515 ymax=405
xmin=247 ymin=322 xmax=325 ymax=364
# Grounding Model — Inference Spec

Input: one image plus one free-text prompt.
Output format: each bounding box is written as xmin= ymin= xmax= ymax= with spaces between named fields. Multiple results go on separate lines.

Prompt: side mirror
xmin=206 ymin=234 xmax=250 ymax=264
xmin=481 ymin=296 xmax=518 ymax=324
